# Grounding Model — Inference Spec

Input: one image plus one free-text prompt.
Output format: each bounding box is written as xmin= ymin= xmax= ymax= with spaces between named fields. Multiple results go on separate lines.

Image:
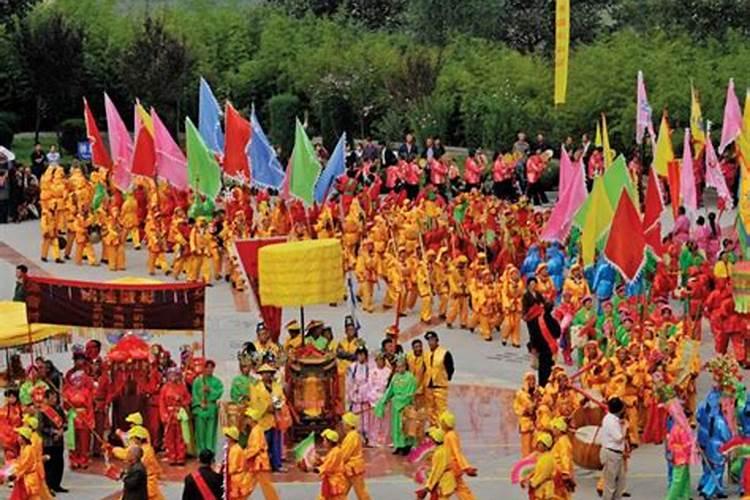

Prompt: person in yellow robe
xmin=416 ymin=252 xmax=435 ymax=323
xmin=247 ymin=364 xmax=286 ymax=472
xmin=40 ymin=209 xmax=62 ymax=263
xmin=562 ymin=264 xmax=590 ymax=309
xmin=121 ymin=194 xmax=141 ymax=250
xmin=315 ymin=429 xmax=348 ymax=500
xmin=440 ymin=411 xmax=477 ymax=500
xmin=407 ymin=339 xmax=427 ymax=410
xmin=340 ymin=412 xmax=371 ymax=500
xmin=102 ymin=207 xmax=126 ymax=271
xmin=502 ymin=265 xmax=525 ymax=347
xmin=354 ymin=240 xmax=379 ymax=313
xmin=550 ymin=417 xmax=574 ymax=500
xmin=243 ymin=409 xmax=280 ymax=500
xmin=189 ymin=217 xmax=213 ymax=283
xmin=474 ymin=270 xmax=499 ymax=341
xmin=446 ymin=256 xmax=470 ymax=329
xmin=22 ymin=416 xmax=54 ymax=500
xmin=111 ymin=426 xmax=164 ymax=500
xmin=513 ymin=372 xmax=537 ymax=457
xmin=10 ymin=427 xmax=46 ymax=500
xmin=283 ymin=320 xmax=303 ymax=354
xmin=382 ymin=250 xmax=404 ymax=311
xmin=222 ymin=426 xmax=248 ymax=500
xmin=433 ymin=248 xmax=451 ymax=319
xmin=524 ymin=432 xmax=555 ymax=499
xmin=416 ymin=427 xmax=456 ymax=500
xmin=71 ymin=207 xmax=98 ymax=266
xmin=424 ymin=331 xmax=454 ymax=425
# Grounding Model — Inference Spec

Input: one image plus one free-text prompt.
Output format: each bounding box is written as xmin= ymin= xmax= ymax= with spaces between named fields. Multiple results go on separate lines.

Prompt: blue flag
xmin=199 ymin=77 xmax=224 ymax=153
xmin=248 ymin=110 xmax=285 ymax=189
xmin=314 ymin=133 xmax=346 ymax=203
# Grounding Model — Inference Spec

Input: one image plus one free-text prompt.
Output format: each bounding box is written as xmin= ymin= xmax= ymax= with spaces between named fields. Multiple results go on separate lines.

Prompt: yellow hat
xmin=536 ymin=432 xmax=553 ymax=449
xmin=427 ymin=426 xmax=445 ymax=444
xmin=128 ymin=426 xmax=150 ymax=441
xmin=286 ymin=320 xmax=301 ymax=331
xmin=256 ymin=363 xmax=276 ymax=374
xmin=126 ymin=412 xmax=143 ymax=425
xmin=551 ymin=417 xmax=567 ymax=432
xmin=342 ymin=412 xmax=360 ymax=429
xmin=321 ymin=428 xmax=339 ymax=443
xmin=223 ymin=426 xmax=240 ymax=441
xmin=456 ymin=255 xmax=468 ymax=264
xmin=23 ymin=415 xmax=39 ymax=430
xmin=439 ymin=411 xmax=456 ymax=430
xmin=16 ymin=426 xmax=33 ymax=442
xmin=245 ymin=408 xmax=264 ymax=422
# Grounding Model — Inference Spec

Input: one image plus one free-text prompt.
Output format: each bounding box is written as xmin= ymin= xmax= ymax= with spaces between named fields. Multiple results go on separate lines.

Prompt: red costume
xmin=158 ymin=373 xmax=191 ymax=464
xmin=63 ymin=373 xmax=94 ymax=469
xmin=0 ymin=393 xmax=22 ymax=461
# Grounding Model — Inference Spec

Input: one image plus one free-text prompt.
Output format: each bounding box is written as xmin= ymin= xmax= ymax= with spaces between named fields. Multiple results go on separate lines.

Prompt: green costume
xmin=374 ymin=371 xmax=417 ymax=449
xmin=191 ymin=374 xmax=224 ymax=453
xmin=19 ymin=380 xmax=48 ymax=406
xmin=571 ymin=307 xmax=595 ymax=366
xmin=230 ymin=374 xmax=254 ymax=404
xmin=305 ymin=335 xmax=329 ymax=351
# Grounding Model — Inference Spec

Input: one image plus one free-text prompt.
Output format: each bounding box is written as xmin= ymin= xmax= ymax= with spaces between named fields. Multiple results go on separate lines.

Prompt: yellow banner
xmin=554 ymin=0 xmax=570 ymax=105
xmin=740 ymin=158 xmax=750 ymax=232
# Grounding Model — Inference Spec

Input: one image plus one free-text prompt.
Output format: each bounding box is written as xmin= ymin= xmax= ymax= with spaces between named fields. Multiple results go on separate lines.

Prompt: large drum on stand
xmin=570 ymin=402 xmax=606 ymax=470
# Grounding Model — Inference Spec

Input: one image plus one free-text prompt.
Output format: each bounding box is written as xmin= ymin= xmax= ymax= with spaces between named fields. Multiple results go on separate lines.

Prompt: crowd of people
xmin=0 ymin=143 xmax=63 ymax=224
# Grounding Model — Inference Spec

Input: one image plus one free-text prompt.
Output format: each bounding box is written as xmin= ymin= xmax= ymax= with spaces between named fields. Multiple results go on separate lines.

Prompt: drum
xmin=570 ymin=404 xmax=606 ymax=470
xmin=402 ymin=405 xmax=428 ymax=439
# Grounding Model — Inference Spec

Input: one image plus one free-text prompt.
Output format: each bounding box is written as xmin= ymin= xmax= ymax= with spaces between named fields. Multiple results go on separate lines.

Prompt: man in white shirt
xmin=599 ymin=397 xmax=628 ymax=500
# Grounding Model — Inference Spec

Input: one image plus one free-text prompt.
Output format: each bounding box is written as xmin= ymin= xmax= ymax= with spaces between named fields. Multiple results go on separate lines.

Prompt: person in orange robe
xmin=0 ymin=388 xmax=23 ymax=461
xmin=340 ymin=412 xmax=371 ymax=499
xmin=243 ymin=408 xmax=280 ymax=500
xmin=440 ymin=410 xmax=477 ymax=500
xmin=315 ymin=429 xmax=348 ymax=500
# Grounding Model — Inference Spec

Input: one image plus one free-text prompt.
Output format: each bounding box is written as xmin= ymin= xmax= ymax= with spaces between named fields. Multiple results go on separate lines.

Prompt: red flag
xmin=667 ymin=159 xmax=681 ymax=219
xmin=223 ymin=103 xmax=251 ymax=179
xmin=604 ymin=189 xmax=647 ymax=282
xmin=131 ymin=126 xmax=156 ymax=177
xmin=643 ymin=168 xmax=665 ymax=255
xmin=83 ymin=98 xmax=112 ymax=169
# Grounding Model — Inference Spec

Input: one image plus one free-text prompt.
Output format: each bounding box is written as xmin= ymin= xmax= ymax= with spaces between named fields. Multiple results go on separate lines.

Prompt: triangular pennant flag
xmin=653 ymin=111 xmax=674 ymax=177
xmin=186 ymin=117 xmax=222 ymax=199
xmin=595 ymin=120 xmax=602 ymax=148
xmin=680 ymin=129 xmax=698 ymax=215
xmin=249 ymin=110 xmax=285 ymax=189
xmin=643 ymin=167 xmax=665 ymax=255
xmin=581 ymin=176 xmax=614 ymax=266
xmin=604 ymin=189 xmax=647 ymax=282
xmin=690 ymin=84 xmax=706 ymax=159
xmin=104 ymin=93 xmax=133 ymax=191
xmin=719 ymin=78 xmax=743 ymax=154
xmin=131 ymin=102 xmax=156 ymax=178
xmin=151 ymin=108 xmax=188 ymax=191
xmin=636 ymin=71 xmax=655 ymax=144
xmin=541 ymin=147 xmax=587 ymax=241
xmin=287 ymin=119 xmax=321 ymax=205
xmin=223 ymin=102 xmax=251 ymax=179
xmin=199 ymin=77 xmax=224 ymax=154
xmin=83 ymin=97 xmax=112 ymax=169
xmin=575 ymin=155 xmax=637 ymax=229
xmin=314 ymin=133 xmax=346 ymax=203
xmin=704 ymin=130 xmax=734 ymax=209
xmin=601 ymin=113 xmax=614 ymax=168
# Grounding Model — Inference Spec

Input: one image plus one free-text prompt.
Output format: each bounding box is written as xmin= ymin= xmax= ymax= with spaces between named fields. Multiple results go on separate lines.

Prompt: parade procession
xmin=2 ymin=1 xmax=750 ymax=499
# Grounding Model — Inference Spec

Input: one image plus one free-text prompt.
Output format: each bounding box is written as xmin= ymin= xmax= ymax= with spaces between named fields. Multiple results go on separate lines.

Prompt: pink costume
xmin=368 ymin=364 xmax=392 ymax=446
xmin=346 ymin=360 xmax=375 ymax=443
xmin=673 ymin=215 xmax=691 ymax=245
xmin=693 ymin=225 xmax=711 ymax=258
xmin=463 ymin=157 xmax=482 ymax=186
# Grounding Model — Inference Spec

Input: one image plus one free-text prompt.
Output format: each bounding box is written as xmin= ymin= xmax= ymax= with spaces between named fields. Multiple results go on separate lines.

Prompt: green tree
xmin=0 ymin=0 xmax=39 ymax=29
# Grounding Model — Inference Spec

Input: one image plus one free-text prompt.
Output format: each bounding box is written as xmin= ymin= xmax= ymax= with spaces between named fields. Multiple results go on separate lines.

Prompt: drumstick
xmin=569 ymin=385 xmax=606 ymax=409
xmin=569 ymin=361 xmax=597 ymax=381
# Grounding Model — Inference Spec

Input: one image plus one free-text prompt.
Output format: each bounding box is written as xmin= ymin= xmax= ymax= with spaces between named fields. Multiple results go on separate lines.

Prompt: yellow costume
xmin=416 ymin=258 xmax=434 ymax=323
xmin=528 ymin=434 xmax=555 ymax=499
xmin=317 ymin=430 xmax=347 ymax=500
xmin=225 ymin=431 xmax=249 ymax=500
xmin=407 ymin=350 xmax=427 ymax=409
xmin=189 ymin=218 xmax=212 ymax=283
xmin=513 ymin=373 xmax=537 ymax=457
xmin=243 ymin=413 xmax=280 ymax=500
xmin=355 ymin=241 xmax=378 ymax=313
xmin=121 ymin=194 xmax=141 ymax=250
xmin=40 ymin=209 xmax=61 ymax=262
xmin=550 ymin=418 xmax=574 ymax=500
xmin=102 ymin=209 xmax=126 ymax=271
xmin=340 ymin=414 xmax=371 ymax=500
xmin=446 ymin=256 xmax=470 ymax=328
xmin=433 ymin=249 xmax=451 ymax=318
xmin=145 ymin=220 xmax=169 ymax=275
xmin=440 ymin=412 xmax=476 ymax=500
xmin=423 ymin=429 xmax=457 ymax=500
xmin=425 ymin=344 xmax=451 ymax=425
xmin=502 ymin=265 xmax=525 ymax=347
xmin=13 ymin=434 xmax=45 ymax=500
xmin=562 ymin=265 xmax=590 ymax=309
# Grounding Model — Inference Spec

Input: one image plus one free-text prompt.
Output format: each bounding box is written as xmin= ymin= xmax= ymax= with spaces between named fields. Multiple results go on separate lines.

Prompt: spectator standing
xmin=46 ymin=145 xmax=61 ymax=166
xmin=398 ymin=133 xmax=419 ymax=162
xmin=512 ymin=132 xmax=530 ymax=158
xmin=30 ymin=143 xmax=46 ymax=178
xmin=121 ymin=446 xmax=148 ymax=500
xmin=599 ymin=397 xmax=629 ymax=500
xmin=13 ymin=264 xmax=27 ymax=302
xmin=534 ymin=133 xmax=550 ymax=154
xmin=433 ymin=137 xmax=446 ymax=160
xmin=39 ymin=389 xmax=68 ymax=493
xmin=181 ymin=449 xmax=223 ymax=500
xmin=362 ymin=137 xmax=379 ymax=162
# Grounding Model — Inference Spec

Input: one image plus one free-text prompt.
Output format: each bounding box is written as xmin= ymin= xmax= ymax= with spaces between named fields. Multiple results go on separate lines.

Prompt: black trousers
xmin=527 ymin=182 xmax=548 ymax=205
xmin=0 ymin=199 xmax=8 ymax=223
xmin=44 ymin=445 xmax=64 ymax=489
xmin=537 ymin=350 xmax=554 ymax=387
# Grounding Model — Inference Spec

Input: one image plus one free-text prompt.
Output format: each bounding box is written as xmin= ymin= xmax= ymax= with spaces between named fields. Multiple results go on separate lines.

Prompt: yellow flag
xmin=581 ymin=176 xmax=614 ymax=266
xmin=595 ymin=120 xmax=602 ymax=147
xmin=554 ymin=0 xmax=570 ymax=105
xmin=737 ymin=91 xmax=750 ymax=232
xmin=653 ymin=112 xmax=674 ymax=177
xmin=601 ymin=113 xmax=614 ymax=168
xmin=690 ymin=85 xmax=705 ymax=158
xmin=135 ymin=101 xmax=154 ymax=136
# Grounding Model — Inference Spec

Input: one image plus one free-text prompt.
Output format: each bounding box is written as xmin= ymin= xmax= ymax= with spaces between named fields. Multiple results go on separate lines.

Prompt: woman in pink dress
xmin=368 ymin=353 xmax=392 ymax=447
xmin=706 ymin=212 xmax=721 ymax=261
xmin=693 ymin=215 xmax=711 ymax=258
xmin=672 ymin=206 xmax=691 ymax=246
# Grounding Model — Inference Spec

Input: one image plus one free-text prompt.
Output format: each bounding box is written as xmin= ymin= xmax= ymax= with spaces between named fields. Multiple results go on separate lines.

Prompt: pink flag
xmin=541 ymin=147 xmax=587 ymax=241
xmin=705 ymin=131 xmax=734 ymax=209
xmin=104 ymin=93 xmax=133 ymax=191
xmin=719 ymin=78 xmax=743 ymax=154
xmin=151 ymin=108 xmax=188 ymax=191
xmin=636 ymin=71 xmax=655 ymax=144
xmin=680 ymin=129 xmax=698 ymax=214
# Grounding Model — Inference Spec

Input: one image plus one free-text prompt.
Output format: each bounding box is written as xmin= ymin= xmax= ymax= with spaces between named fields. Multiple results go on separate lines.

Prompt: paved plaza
xmin=0 ymin=211 xmax=737 ymax=499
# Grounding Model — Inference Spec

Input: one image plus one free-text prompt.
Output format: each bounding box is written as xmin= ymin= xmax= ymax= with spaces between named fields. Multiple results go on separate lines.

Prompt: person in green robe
xmin=571 ymin=296 xmax=596 ymax=366
xmin=191 ymin=360 xmax=224 ymax=454
xmin=678 ymin=241 xmax=705 ymax=284
xmin=20 ymin=364 xmax=49 ymax=406
xmin=304 ymin=321 xmax=330 ymax=351
xmin=229 ymin=352 xmax=256 ymax=446
xmin=374 ymin=356 xmax=417 ymax=455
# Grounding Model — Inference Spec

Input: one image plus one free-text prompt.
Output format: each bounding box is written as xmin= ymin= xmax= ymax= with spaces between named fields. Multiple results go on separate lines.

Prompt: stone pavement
xmin=0 ymin=209 xmax=740 ymax=499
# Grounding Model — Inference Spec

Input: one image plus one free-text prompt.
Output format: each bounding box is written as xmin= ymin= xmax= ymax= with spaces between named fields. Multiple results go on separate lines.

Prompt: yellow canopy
xmin=259 ymin=239 xmax=344 ymax=306
xmin=107 ymin=277 xmax=163 ymax=285
xmin=0 ymin=301 xmax=69 ymax=348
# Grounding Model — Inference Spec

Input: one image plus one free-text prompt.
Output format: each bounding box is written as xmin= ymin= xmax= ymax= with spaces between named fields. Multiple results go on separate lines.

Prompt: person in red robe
xmin=143 ymin=354 xmax=163 ymax=451
xmin=158 ymin=368 xmax=191 ymax=465
xmin=63 ymin=371 xmax=94 ymax=469
xmin=0 ymin=388 xmax=22 ymax=461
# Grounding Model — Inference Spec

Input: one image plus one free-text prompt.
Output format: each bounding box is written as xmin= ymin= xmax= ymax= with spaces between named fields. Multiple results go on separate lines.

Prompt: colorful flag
xmin=636 ymin=71 xmax=655 ymax=144
xmin=720 ymin=79 xmax=743 ymax=154
xmin=293 ymin=432 xmax=317 ymax=470
xmin=82 ymin=97 xmax=112 ymax=169
xmin=604 ymin=189 xmax=647 ymax=282
xmin=667 ymin=159 xmax=681 ymax=219
xmin=705 ymin=130 xmax=733 ymax=209
xmin=223 ymin=102 xmax=251 ymax=179
xmin=199 ymin=77 xmax=224 ymax=154
xmin=680 ymin=129 xmax=698 ymax=215
xmin=554 ymin=0 xmax=569 ymax=105
xmin=287 ymin=119 xmax=321 ymax=205
xmin=151 ymin=108 xmax=188 ymax=191
xmin=314 ymin=133 xmax=346 ymax=203
xmin=601 ymin=113 xmax=614 ymax=168
xmin=248 ymin=110 xmax=285 ymax=189
xmin=131 ymin=102 xmax=156 ymax=178
xmin=653 ymin=112 xmax=674 ymax=177
xmin=104 ymin=92 xmax=133 ymax=191
xmin=594 ymin=120 xmax=602 ymax=148
xmin=736 ymin=90 xmax=750 ymax=256
xmin=542 ymin=147 xmax=587 ymax=241
xmin=186 ymin=117 xmax=222 ymax=199
xmin=643 ymin=167 xmax=665 ymax=255
xmin=581 ymin=176 xmax=614 ymax=267
xmin=574 ymin=155 xmax=635 ymax=228
xmin=690 ymin=84 xmax=706 ymax=158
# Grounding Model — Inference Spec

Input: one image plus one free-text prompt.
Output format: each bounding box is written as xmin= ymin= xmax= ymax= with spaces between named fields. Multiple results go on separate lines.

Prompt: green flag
xmin=91 ymin=183 xmax=106 ymax=211
xmin=289 ymin=119 xmax=321 ymax=205
xmin=574 ymin=155 xmax=637 ymax=228
xmin=453 ymin=199 xmax=468 ymax=223
xmin=186 ymin=117 xmax=222 ymax=199
xmin=293 ymin=431 xmax=316 ymax=469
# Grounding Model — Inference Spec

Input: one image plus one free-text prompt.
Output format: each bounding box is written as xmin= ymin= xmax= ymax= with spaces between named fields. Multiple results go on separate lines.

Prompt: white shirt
xmin=600 ymin=412 xmax=626 ymax=451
